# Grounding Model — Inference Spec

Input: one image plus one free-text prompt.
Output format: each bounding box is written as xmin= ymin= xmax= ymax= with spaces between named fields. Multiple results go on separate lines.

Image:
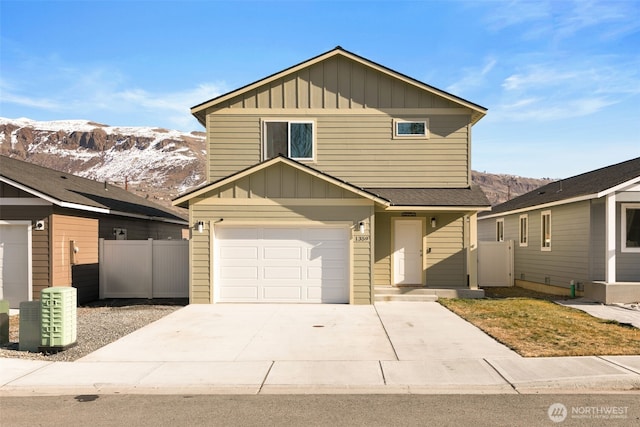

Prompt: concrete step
xmin=374 ymin=286 xmax=438 ymax=302
xmin=374 ymin=286 xmax=485 ymax=302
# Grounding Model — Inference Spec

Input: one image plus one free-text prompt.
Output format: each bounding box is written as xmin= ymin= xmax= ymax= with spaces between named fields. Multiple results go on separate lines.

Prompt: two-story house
xmin=174 ymin=47 xmax=490 ymax=304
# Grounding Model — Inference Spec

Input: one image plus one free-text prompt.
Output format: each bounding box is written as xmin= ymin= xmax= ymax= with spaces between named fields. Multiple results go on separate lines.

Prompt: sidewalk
xmin=1 ymin=303 xmax=639 ymax=395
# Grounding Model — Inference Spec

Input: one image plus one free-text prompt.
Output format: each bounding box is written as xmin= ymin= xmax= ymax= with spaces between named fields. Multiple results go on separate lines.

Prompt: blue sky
xmin=1 ymin=0 xmax=639 ymax=178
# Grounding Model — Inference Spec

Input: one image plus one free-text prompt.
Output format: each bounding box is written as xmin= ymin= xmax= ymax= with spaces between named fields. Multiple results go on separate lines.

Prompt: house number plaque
xmin=355 ymin=235 xmax=370 ymax=242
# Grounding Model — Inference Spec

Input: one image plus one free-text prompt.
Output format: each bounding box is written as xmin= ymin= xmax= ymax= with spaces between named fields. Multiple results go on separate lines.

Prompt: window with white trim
xmin=622 ymin=204 xmax=640 ymax=252
xmin=541 ymin=210 xmax=551 ymax=251
xmin=519 ymin=214 xmax=528 ymax=247
xmin=496 ymin=218 xmax=504 ymax=242
xmin=263 ymin=120 xmax=314 ymax=160
xmin=393 ymin=119 xmax=429 ymax=139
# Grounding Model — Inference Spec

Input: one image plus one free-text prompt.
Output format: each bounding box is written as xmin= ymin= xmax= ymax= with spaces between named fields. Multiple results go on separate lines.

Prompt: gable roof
xmin=0 ymin=155 xmax=187 ymax=224
xmin=191 ymin=46 xmax=487 ymax=126
xmin=173 ymin=155 xmax=491 ymax=211
xmin=480 ymin=157 xmax=640 ymax=219
xmin=173 ymin=155 xmax=390 ymax=207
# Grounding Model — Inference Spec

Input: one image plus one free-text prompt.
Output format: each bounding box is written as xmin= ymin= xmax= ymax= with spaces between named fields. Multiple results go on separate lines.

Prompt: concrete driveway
xmin=79 ymin=302 xmax=518 ymax=362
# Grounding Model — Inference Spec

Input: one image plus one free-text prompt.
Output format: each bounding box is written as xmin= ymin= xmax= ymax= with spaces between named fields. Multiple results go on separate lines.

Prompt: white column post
xmin=605 ymin=193 xmax=616 ymax=283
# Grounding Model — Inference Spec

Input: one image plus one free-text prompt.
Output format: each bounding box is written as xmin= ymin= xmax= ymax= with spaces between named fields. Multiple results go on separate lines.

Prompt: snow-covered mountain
xmin=0 ymin=117 xmax=207 ymax=209
xmin=0 ymin=117 xmax=552 ymax=208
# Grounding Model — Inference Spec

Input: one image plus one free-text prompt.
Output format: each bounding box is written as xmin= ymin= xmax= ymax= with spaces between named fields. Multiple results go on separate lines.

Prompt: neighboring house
xmin=478 ymin=157 xmax=640 ymax=304
xmin=173 ymin=47 xmax=491 ymax=304
xmin=0 ymin=155 xmax=188 ymax=307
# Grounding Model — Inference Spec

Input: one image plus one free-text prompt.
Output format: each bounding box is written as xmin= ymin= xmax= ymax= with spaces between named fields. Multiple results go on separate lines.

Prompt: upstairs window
xmin=393 ymin=119 xmax=429 ymax=139
xmin=263 ymin=120 xmax=314 ymax=160
xmin=541 ymin=210 xmax=551 ymax=251
xmin=519 ymin=214 xmax=528 ymax=247
xmin=496 ymin=218 xmax=504 ymax=242
xmin=622 ymin=204 xmax=640 ymax=252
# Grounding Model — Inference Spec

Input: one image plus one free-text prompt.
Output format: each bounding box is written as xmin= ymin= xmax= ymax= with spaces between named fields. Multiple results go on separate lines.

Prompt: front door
xmin=393 ymin=219 xmax=423 ymax=285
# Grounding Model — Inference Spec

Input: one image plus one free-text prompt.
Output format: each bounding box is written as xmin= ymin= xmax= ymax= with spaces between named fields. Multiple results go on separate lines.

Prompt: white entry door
xmin=215 ymin=225 xmax=350 ymax=303
xmin=393 ymin=219 xmax=423 ymax=285
xmin=0 ymin=222 xmax=32 ymax=308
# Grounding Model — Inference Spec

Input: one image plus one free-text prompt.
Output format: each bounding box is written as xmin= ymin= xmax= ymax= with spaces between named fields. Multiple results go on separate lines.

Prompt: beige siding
xmin=219 ymin=56 xmax=463 ymax=110
xmin=374 ymin=211 xmax=467 ymax=287
xmin=207 ymin=113 xmax=470 ymax=187
xmin=204 ymin=54 xmax=472 ymax=188
xmin=426 ymin=215 xmax=466 ymax=287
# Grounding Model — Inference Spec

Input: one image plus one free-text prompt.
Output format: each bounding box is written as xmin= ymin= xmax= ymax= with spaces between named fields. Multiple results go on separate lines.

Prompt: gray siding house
xmin=478 ymin=157 xmax=640 ymax=303
xmin=174 ymin=47 xmax=491 ymax=304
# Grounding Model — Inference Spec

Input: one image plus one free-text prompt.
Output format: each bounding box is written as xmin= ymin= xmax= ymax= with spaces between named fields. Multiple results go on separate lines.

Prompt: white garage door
xmin=0 ymin=222 xmax=32 ymax=308
xmin=215 ymin=225 xmax=349 ymax=303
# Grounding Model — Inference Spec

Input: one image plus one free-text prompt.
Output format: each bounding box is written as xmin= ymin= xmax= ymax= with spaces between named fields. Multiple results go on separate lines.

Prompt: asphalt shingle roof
xmin=483 ymin=157 xmax=640 ymax=216
xmin=366 ymin=186 xmax=490 ymax=207
xmin=0 ymin=155 xmax=187 ymax=222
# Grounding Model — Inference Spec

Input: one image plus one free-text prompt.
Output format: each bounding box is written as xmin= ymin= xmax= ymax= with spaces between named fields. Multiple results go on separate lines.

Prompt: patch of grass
xmin=439 ymin=290 xmax=640 ymax=357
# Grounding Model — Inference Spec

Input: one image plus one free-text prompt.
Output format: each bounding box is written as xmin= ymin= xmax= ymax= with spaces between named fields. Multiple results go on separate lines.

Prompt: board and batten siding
xmin=374 ymin=212 xmax=467 ymax=287
xmin=221 ymin=55 xmax=463 ymax=111
xmin=203 ymin=55 xmax=472 ymax=188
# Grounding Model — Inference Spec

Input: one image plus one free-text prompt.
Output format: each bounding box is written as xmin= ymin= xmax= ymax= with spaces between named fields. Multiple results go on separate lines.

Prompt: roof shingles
xmin=0 ymin=155 xmax=187 ymax=222
xmin=483 ymin=157 xmax=640 ymax=216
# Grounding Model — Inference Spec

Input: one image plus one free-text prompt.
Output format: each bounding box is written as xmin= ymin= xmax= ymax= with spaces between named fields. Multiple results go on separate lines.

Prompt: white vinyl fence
xmin=478 ymin=240 xmax=514 ymax=287
xmin=99 ymin=238 xmax=188 ymax=299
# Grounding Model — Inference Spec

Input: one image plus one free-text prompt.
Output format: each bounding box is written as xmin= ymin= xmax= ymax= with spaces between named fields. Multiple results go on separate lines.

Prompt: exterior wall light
xmin=196 ymin=221 xmax=204 ymax=233
xmin=431 ymin=217 xmax=437 ymax=228
xmin=359 ymin=221 xmax=365 ymax=234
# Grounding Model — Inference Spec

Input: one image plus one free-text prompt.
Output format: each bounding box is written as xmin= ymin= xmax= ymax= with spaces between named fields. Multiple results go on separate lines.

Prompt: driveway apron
xmin=79 ymin=302 xmax=518 ymax=363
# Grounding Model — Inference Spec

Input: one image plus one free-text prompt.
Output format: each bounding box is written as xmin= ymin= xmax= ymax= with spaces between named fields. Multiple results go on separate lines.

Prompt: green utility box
xmin=40 ymin=287 xmax=77 ymax=352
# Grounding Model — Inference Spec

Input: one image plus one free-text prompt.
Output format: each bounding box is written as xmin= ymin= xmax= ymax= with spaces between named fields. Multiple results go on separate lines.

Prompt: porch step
xmin=374 ymin=286 xmax=486 ymax=302
xmin=374 ymin=286 xmax=439 ymax=302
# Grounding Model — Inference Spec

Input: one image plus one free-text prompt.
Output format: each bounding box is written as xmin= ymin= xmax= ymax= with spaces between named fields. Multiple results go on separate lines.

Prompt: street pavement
xmin=1 ymin=302 xmax=639 ymax=395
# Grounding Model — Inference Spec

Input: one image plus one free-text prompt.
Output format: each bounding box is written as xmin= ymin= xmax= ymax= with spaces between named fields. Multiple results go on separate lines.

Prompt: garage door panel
xmin=220 ymin=286 xmax=259 ymax=300
xmin=263 ymin=266 xmax=302 ymax=280
xmin=220 ymin=266 xmax=259 ymax=279
xmin=263 ymin=286 xmax=302 ymax=300
xmin=263 ymin=247 xmax=301 ymax=260
xmin=308 ymin=266 xmax=346 ymax=280
xmin=219 ymin=246 xmax=258 ymax=260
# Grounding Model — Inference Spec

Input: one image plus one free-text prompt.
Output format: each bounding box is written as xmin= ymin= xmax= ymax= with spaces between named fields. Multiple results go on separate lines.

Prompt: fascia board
xmin=478 ymin=194 xmax=596 ymax=220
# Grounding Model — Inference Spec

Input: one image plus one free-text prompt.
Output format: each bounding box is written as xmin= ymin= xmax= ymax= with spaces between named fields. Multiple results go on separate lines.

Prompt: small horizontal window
xmin=393 ymin=119 xmax=429 ymax=139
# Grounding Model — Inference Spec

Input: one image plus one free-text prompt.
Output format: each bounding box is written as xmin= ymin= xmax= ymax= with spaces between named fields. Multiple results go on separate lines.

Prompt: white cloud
xmin=491 ymin=59 xmax=640 ymax=122
xmin=0 ymin=57 xmax=227 ymax=130
xmin=447 ymin=57 xmax=497 ymax=95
